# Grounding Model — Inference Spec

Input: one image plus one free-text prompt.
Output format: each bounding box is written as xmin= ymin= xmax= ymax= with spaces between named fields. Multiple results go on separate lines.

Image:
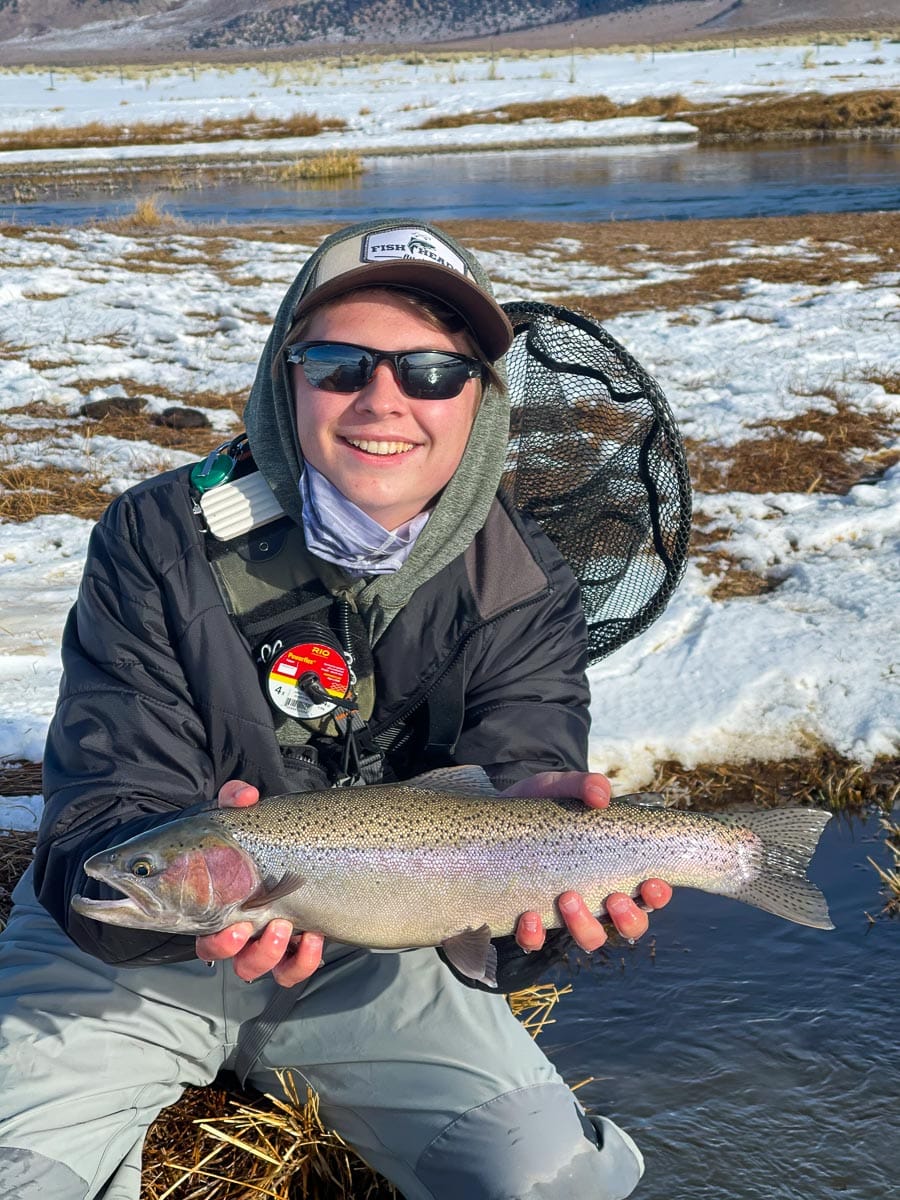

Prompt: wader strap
xmin=423 ymin=651 xmax=467 ymax=759
xmin=233 ymin=984 xmax=309 ymax=1087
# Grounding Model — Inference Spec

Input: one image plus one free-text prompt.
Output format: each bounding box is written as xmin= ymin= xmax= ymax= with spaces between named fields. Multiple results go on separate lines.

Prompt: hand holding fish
xmin=194 ymin=779 xmax=324 ymax=986
xmin=500 ymin=771 xmax=673 ymax=952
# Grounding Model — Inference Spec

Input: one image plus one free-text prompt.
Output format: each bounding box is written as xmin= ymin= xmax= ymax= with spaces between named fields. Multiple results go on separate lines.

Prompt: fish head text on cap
xmin=291 ymin=223 xmax=513 ymax=361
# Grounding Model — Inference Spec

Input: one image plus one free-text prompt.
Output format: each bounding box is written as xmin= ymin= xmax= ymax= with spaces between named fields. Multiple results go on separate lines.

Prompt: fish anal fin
xmin=243 ymin=872 xmax=305 ymax=911
xmin=441 ymin=923 xmax=498 ymax=988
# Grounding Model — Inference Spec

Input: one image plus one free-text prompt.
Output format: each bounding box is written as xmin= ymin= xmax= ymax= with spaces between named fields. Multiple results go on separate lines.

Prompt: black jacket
xmin=35 ymin=464 xmax=591 ymax=981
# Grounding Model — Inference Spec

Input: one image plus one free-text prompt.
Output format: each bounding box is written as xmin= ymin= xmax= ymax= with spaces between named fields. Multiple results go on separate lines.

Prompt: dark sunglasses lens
xmin=400 ymin=353 xmax=473 ymax=400
xmin=300 ymin=345 xmax=373 ymax=393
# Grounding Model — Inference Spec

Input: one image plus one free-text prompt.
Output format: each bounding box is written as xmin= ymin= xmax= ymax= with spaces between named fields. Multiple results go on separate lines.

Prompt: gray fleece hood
xmin=244 ymin=218 xmax=513 ymax=636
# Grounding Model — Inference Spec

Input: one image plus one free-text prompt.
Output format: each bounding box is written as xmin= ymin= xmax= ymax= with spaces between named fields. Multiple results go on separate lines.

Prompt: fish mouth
xmin=72 ymin=863 xmax=175 ymax=930
xmin=71 ymin=893 xmax=164 ymax=928
xmin=83 ymin=861 xmax=165 ymax=913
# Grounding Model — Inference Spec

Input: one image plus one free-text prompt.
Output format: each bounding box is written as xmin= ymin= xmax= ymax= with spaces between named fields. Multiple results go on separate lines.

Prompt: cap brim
xmin=291 ymin=260 xmax=513 ymax=361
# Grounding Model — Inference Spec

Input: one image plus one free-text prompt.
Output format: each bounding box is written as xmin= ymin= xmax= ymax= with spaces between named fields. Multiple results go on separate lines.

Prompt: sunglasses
xmin=285 ymin=340 xmax=483 ymax=401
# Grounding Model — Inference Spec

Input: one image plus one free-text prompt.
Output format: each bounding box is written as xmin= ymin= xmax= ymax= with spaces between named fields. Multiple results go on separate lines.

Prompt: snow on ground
xmin=1 ymin=39 xmax=898 ymax=826
xmin=0 ymin=37 xmax=897 ymax=167
xmin=1 ymin=221 xmax=897 ymax=824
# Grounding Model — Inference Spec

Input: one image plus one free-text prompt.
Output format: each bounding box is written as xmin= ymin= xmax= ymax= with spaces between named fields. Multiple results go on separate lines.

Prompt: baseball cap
xmin=290 ymin=221 xmax=513 ymax=361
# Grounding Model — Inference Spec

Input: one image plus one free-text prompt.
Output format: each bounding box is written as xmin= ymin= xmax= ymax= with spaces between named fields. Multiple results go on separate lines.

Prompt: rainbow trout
xmin=72 ymin=767 xmax=833 ymax=986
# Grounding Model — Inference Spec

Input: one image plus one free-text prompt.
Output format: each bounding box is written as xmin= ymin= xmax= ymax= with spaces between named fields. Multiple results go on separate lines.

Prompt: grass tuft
xmin=869 ymin=818 xmax=900 ymax=917
xmin=97 ymin=195 xmax=186 ymax=234
xmin=276 ymin=151 xmax=364 ymax=182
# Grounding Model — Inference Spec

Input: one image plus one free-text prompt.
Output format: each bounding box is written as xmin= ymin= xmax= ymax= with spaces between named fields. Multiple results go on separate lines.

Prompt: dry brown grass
xmin=686 ymin=401 xmax=900 ymax=597
xmin=419 ymin=87 xmax=900 ymax=142
xmin=0 ymin=112 xmax=346 ymax=153
xmin=688 ymin=403 xmax=900 ymax=498
xmin=689 ymin=88 xmax=900 ymax=141
xmin=869 ymin=817 xmax=900 ymax=918
xmin=276 ymin=151 xmax=364 ymax=182
xmin=0 ymin=463 xmax=113 ymax=522
xmin=99 ymin=195 xmax=188 ymax=235
xmin=434 ymin=211 xmax=900 ymax=322
xmin=650 ymin=752 xmax=900 ymax=814
xmin=143 ymin=1073 xmax=399 ymax=1200
xmin=420 ymin=92 xmax=694 ymax=129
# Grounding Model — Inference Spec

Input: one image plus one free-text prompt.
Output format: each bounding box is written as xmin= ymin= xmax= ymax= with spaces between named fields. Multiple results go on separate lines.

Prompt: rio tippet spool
xmin=258 ymin=622 xmax=353 ymax=721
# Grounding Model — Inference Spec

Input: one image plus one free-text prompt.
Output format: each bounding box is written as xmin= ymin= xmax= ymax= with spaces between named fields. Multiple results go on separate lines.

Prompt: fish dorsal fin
xmin=612 ymin=791 xmax=669 ymax=808
xmin=405 ymin=765 xmax=499 ymax=797
xmin=441 ymin=923 xmax=498 ymax=988
xmin=243 ymin=872 xmax=306 ymax=911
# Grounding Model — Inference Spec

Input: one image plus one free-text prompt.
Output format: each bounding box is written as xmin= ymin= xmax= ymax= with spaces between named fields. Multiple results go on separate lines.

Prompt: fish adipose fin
xmin=441 ymin=923 xmax=498 ymax=988
xmin=613 ymin=792 xmax=670 ymax=808
xmin=712 ymin=807 xmax=834 ymax=930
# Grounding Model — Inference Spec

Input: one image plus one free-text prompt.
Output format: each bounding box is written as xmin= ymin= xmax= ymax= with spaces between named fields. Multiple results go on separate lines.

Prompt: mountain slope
xmin=0 ymin=0 xmax=896 ymax=62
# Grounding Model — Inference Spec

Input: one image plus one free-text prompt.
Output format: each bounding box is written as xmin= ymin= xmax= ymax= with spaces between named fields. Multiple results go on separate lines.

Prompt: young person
xmin=0 ymin=219 xmax=671 ymax=1200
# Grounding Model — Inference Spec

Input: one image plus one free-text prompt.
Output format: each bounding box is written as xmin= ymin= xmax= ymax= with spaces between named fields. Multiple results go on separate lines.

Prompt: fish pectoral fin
xmin=243 ymin=872 xmax=305 ymax=910
xmin=441 ymin=924 xmax=498 ymax=988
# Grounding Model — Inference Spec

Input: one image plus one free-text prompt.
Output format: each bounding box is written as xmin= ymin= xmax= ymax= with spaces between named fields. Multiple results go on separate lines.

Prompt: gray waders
xmin=0 ymin=868 xmax=644 ymax=1200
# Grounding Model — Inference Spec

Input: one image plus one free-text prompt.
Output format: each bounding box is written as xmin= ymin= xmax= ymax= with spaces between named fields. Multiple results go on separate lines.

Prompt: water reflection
xmin=545 ymin=814 xmax=899 ymax=1200
xmin=9 ymin=139 xmax=900 ymax=226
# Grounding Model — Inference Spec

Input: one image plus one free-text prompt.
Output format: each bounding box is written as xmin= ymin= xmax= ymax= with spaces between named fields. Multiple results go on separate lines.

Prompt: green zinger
xmin=73 ymin=767 xmax=833 ymax=988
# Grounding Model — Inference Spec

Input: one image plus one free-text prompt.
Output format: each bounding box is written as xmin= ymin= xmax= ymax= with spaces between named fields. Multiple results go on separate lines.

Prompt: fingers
xmin=605 ymin=893 xmax=650 ymax=941
xmin=639 ymin=878 xmax=673 ymax=910
xmin=558 ymin=892 xmax=608 ymax=952
xmin=196 ymin=919 xmax=291 ymax=980
xmin=515 ymin=910 xmax=546 ymax=952
xmin=273 ymin=932 xmax=326 ymax=988
xmin=229 ymin=919 xmax=296 ymax=982
xmin=217 ymin=779 xmax=259 ymax=808
xmin=196 ymin=920 xmax=255 ymax=965
xmin=196 ymin=919 xmax=325 ymax=987
xmin=501 ymin=771 xmax=612 ymax=808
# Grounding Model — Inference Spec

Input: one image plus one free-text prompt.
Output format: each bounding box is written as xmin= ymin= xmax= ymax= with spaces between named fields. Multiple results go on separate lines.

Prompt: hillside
xmin=0 ymin=0 xmax=897 ymax=64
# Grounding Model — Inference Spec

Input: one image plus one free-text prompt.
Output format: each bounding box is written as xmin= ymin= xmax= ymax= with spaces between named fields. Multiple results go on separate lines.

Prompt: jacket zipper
xmin=370 ymin=590 xmax=551 ymax=749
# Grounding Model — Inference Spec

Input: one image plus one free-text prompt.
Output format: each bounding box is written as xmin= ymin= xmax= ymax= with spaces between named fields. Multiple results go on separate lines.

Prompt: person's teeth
xmin=347 ymin=438 xmax=415 ymax=455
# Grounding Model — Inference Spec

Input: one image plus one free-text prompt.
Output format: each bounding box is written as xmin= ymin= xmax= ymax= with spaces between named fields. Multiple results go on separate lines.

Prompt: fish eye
xmin=129 ymin=857 xmax=155 ymax=878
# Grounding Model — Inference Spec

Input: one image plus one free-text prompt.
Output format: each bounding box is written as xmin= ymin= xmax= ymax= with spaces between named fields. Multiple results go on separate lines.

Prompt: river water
xmin=548 ymin=813 xmax=899 ymax=1200
xmin=8 ymin=138 xmax=900 ymax=226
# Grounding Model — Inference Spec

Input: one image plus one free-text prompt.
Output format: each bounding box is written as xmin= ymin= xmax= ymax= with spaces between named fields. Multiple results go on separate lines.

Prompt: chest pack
xmin=190 ymin=440 xmax=468 ymax=787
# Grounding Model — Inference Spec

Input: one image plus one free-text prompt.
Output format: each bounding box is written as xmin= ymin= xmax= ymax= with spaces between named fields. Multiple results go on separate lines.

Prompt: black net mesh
xmin=501 ymin=301 xmax=692 ymax=665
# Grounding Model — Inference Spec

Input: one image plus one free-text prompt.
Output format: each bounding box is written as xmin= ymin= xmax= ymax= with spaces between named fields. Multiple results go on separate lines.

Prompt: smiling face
xmin=291 ymin=290 xmax=482 ymax=530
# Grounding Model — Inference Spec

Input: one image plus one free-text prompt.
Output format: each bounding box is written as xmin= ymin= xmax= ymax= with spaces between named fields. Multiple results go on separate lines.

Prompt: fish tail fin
xmin=712 ymin=807 xmax=834 ymax=930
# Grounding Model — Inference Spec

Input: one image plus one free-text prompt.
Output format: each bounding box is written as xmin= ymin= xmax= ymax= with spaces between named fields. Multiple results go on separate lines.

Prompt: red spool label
xmin=266 ymin=641 xmax=351 ymax=719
